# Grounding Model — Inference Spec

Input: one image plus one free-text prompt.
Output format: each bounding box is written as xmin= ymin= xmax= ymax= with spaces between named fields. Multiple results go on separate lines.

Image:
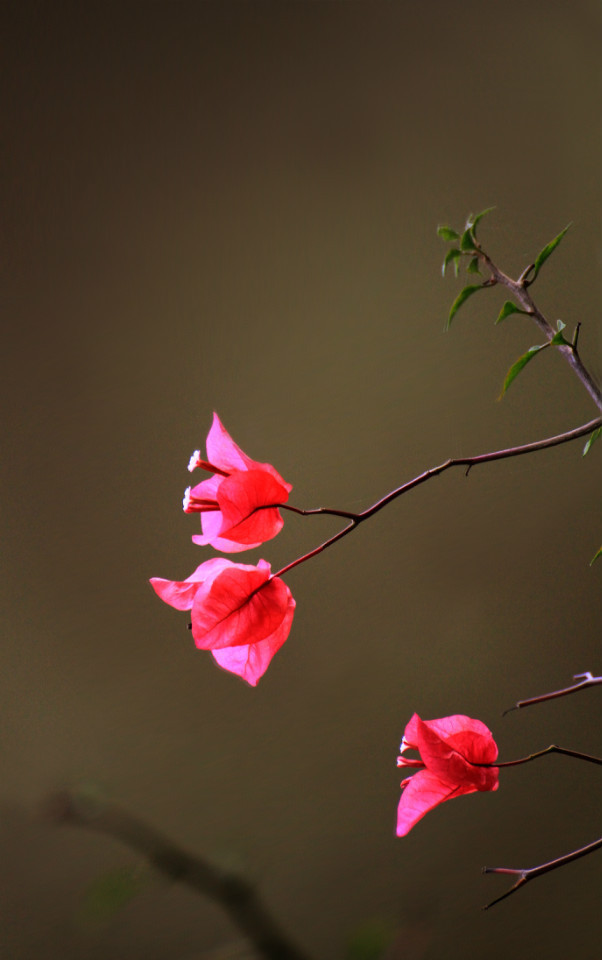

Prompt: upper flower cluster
xmin=151 ymin=414 xmax=295 ymax=685
xmin=184 ymin=412 xmax=292 ymax=552
xmin=396 ymin=713 xmax=499 ymax=836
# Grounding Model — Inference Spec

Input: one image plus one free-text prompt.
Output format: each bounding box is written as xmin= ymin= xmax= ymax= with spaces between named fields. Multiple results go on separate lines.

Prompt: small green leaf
xmin=531 ymin=223 xmax=571 ymax=281
xmin=442 ymin=247 xmax=462 ymax=277
xmin=437 ymin=225 xmax=460 ymax=242
xmin=467 ymin=256 xmax=481 ymax=275
xmin=550 ymin=318 xmax=571 ymax=346
xmin=499 ymin=343 xmax=548 ymax=398
xmin=496 ymin=301 xmax=525 ymax=325
xmin=583 ymin=426 xmax=602 ymax=456
xmin=590 ymin=545 xmax=602 ymax=566
xmin=447 ymin=284 xmax=484 ymax=328
xmin=82 ymin=866 xmax=146 ymax=923
xmin=468 ymin=206 xmax=495 ymax=238
xmin=460 ymin=228 xmax=477 ymax=251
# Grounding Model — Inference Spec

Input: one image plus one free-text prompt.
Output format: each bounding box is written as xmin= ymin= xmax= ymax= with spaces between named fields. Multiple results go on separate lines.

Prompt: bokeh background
xmin=2 ymin=2 xmax=601 ymax=958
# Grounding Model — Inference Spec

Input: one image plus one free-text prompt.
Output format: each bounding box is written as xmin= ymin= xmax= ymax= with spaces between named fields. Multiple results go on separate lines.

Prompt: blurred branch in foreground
xmin=45 ymin=790 xmax=311 ymax=960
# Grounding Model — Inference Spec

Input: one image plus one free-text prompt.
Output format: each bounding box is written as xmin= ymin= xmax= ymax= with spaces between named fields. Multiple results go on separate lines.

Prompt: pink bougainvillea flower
xmin=184 ymin=412 xmax=292 ymax=553
xmin=150 ymin=558 xmax=295 ymax=686
xmin=396 ymin=713 xmax=499 ymax=836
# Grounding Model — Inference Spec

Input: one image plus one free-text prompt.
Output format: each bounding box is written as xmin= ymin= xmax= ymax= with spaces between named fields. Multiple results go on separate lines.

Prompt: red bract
xmin=396 ymin=713 xmax=499 ymax=836
xmin=184 ymin=413 xmax=292 ymax=553
xmin=150 ymin=558 xmax=295 ymax=686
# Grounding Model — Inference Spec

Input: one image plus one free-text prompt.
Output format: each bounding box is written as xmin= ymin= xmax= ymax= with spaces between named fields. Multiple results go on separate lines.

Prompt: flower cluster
xmin=184 ymin=412 xmax=292 ymax=553
xmin=396 ymin=713 xmax=499 ymax=835
xmin=151 ymin=558 xmax=295 ymax=687
xmin=151 ymin=414 xmax=295 ymax=685
xmin=152 ymin=418 xmax=502 ymax=843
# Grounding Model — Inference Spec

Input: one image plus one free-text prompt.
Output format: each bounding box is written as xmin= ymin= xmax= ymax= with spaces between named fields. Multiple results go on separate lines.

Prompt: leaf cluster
xmin=438 ymin=213 xmax=575 ymax=397
xmin=438 ymin=208 xmax=494 ymax=280
xmin=438 ymin=213 xmax=599 ymax=558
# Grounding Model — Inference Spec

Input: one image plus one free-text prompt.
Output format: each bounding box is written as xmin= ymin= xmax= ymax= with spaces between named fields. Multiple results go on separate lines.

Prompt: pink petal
xmin=149 ymin=558 xmax=233 ymax=611
xmin=205 ymin=413 xmax=256 ymax=473
xmin=211 ymin=593 xmax=295 ymax=685
xmin=150 ymin=577 xmax=200 ymax=611
xmin=191 ymin=565 xmax=291 ymax=650
xmin=416 ymin=714 xmax=498 ymax=757
xmin=187 ymin=475 xmax=222 ymax=502
xmin=189 ymin=468 xmax=285 ymax=553
xmin=192 ymin=531 xmax=262 ymax=553
xmin=189 ymin=557 xmax=234 ymax=582
xmin=444 ymin=729 xmax=499 ymax=791
xmin=205 ymin=414 xmax=293 ymax=492
xmin=396 ymin=769 xmax=477 ymax=836
xmin=256 ymin=462 xmax=292 ymax=495
xmin=217 ymin=469 xmax=289 ymax=544
xmin=198 ymin=507 xmax=227 ymax=545
xmin=407 ymin=714 xmax=499 ymax=792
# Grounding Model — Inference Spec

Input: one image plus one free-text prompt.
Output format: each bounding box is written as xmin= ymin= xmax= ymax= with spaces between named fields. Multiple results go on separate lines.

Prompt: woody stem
xmin=273 ymin=416 xmax=601 ymax=579
xmin=482 ymin=837 xmax=602 ymax=909
xmin=476 ymin=247 xmax=602 ymax=412
xmin=475 ymin=744 xmax=602 ymax=768
xmin=504 ymin=671 xmax=602 ymax=713
xmin=45 ymin=791 xmax=312 ymax=960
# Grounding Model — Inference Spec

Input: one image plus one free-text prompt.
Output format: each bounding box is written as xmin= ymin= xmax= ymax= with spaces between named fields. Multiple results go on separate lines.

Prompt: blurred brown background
xmin=2 ymin=2 xmax=601 ymax=958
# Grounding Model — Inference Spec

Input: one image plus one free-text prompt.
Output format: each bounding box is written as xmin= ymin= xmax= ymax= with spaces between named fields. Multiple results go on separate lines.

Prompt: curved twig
xmin=45 ymin=791 xmax=311 ymax=960
xmin=503 ymin=671 xmax=602 ymax=715
xmin=275 ymin=417 xmax=601 ymax=579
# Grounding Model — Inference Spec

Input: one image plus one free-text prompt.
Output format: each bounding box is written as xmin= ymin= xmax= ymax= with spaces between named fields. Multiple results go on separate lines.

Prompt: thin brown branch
xmin=475 ymin=744 xmax=602 ymax=769
xmin=45 ymin=790 xmax=311 ymax=960
xmin=274 ymin=417 xmax=601 ymax=579
xmin=482 ymin=837 xmax=602 ymax=909
xmin=503 ymin=671 xmax=602 ymax=715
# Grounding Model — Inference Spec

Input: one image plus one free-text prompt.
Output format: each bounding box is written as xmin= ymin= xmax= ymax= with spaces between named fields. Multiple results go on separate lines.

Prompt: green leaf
xmin=590 ymin=545 xmax=602 ymax=567
xmin=583 ymin=426 xmax=602 ymax=456
xmin=550 ymin=318 xmax=571 ymax=346
xmin=81 ymin=866 xmax=146 ymax=923
xmin=437 ymin=225 xmax=459 ymax=242
xmin=442 ymin=247 xmax=462 ymax=277
xmin=460 ymin=228 xmax=477 ymax=252
xmin=499 ymin=343 xmax=548 ymax=398
xmin=468 ymin=206 xmax=495 ymax=237
xmin=447 ymin=284 xmax=484 ymax=328
xmin=467 ymin=255 xmax=481 ymax=275
xmin=531 ymin=223 xmax=571 ymax=281
xmin=496 ymin=301 xmax=525 ymax=324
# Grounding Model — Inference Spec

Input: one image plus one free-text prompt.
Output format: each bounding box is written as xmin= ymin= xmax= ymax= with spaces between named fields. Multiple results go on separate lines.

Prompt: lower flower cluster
xmin=151 ymin=558 xmax=295 ymax=686
xmin=396 ymin=713 xmax=499 ymax=835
